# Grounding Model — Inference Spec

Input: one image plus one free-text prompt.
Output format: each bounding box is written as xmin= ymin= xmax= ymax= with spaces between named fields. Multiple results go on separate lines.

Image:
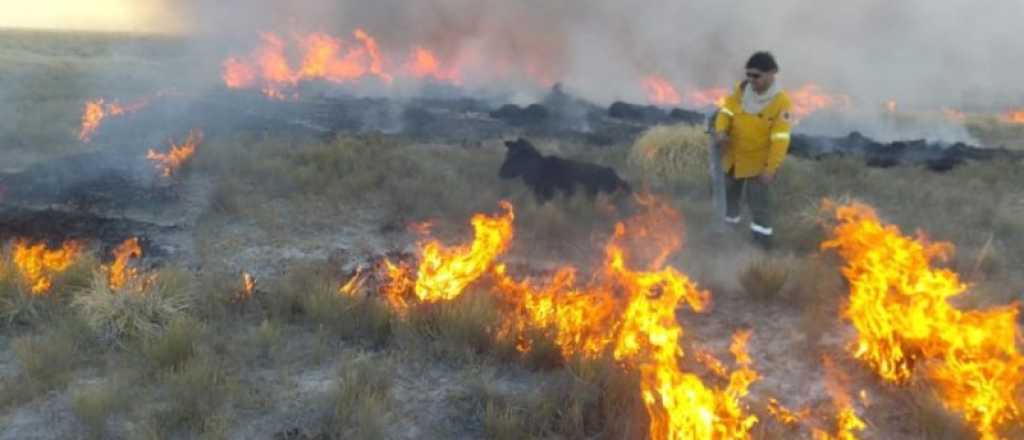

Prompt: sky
xmin=0 ymin=0 xmax=177 ymax=33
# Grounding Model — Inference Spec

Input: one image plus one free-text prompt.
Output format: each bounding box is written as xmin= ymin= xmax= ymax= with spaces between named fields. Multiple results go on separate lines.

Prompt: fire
xmin=223 ymin=30 xmax=398 ymax=99
xmin=377 ymin=197 xmax=759 ymax=438
xmin=823 ymin=202 xmax=1024 ymax=439
xmin=146 ymin=129 xmax=202 ymax=177
xmin=383 ymin=201 xmax=514 ymax=309
xmin=78 ymin=97 xmax=154 ymax=142
xmin=9 ymin=240 xmax=83 ymax=295
xmin=642 ymin=75 xmax=682 ymax=106
xmin=686 ymin=87 xmax=730 ymax=108
xmin=1002 ymin=109 xmax=1024 ymax=124
xmin=339 ymin=266 xmax=368 ymax=297
xmin=811 ymin=357 xmax=867 ymax=440
xmin=236 ymin=271 xmax=255 ymax=302
xmin=406 ymin=48 xmax=461 ymax=83
xmin=767 ymin=398 xmax=810 ymax=427
xmin=788 ymin=84 xmax=851 ymax=120
xmin=105 ymin=237 xmax=143 ymax=290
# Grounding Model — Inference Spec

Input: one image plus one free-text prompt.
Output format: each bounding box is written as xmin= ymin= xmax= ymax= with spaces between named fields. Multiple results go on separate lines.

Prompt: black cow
xmin=498 ymin=138 xmax=632 ymax=203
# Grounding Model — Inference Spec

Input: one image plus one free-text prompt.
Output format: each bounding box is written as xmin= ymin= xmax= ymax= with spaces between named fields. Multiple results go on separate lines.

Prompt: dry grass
xmin=401 ymin=289 xmax=504 ymax=363
xmin=739 ymin=257 xmax=792 ymax=301
xmin=73 ymin=268 xmax=193 ymax=343
xmin=303 ymin=277 xmax=393 ymax=347
xmin=628 ymin=124 xmax=710 ymax=189
xmin=9 ymin=327 xmax=81 ymax=399
xmin=71 ymin=379 xmax=128 ymax=439
xmin=964 ymin=115 xmax=1024 ymax=150
xmin=328 ymin=353 xmax=394 ymax=439
xmin=141 ymin=315 xmax=202 ymax=372
xmin=0 ymin=253 xmax=97 ymax=326
xmin=462 ymin=358 xmax=643 ymax=439
xmin=152 ymin=353 xmax=237 ymax=435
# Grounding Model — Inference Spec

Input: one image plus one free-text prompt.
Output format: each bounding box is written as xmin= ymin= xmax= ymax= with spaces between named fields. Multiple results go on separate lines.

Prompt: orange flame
xmin=383 ymin=201 xmax=514 ymax=310
xmin=377 ymin=197 xmax=760 ymax=438
xmin=105 ymin=238 xmax=143 ymax=291
xmin=339 ymin=266 xmax=368 ymax=297
xmin=642 ymin=75 xmax=682 ymax=106
xmin=406 ymin=48 xmax=461 ymax=83
xmin=224 ymin=30 xmax=398 ymax=99
xmin=78 ymin=97 xmax=153 ymax=142
xmin=811 ymin=357 xmax=867 ymax=440
xmin=9 ymin=240 xmax=83 ymax=295
xmin=235 ymin=271 xmax=255 ymax=302
xmin=788 ymin=84 xmax=851 ymax=120
xmin=1002 ymin=109 xmax=1024 ymax=124
xmin=883 ymin=100 xmax=897 ymax=113
xmin=146 ymin=129 xmax=202 ymax=177
xmin=823 ymin=202 xmax=1024 ymax=439
xmin=767 ymin=398 xmax=811 ymax=427
xmin=942 ymin=107 xmax=967 ymax=122
xmin=686 ymin=87 xmax=730 ymax=108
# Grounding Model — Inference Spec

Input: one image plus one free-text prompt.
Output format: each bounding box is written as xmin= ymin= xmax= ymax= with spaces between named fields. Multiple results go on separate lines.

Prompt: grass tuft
xmin=73 ymin=268 xmax=192 ymax=343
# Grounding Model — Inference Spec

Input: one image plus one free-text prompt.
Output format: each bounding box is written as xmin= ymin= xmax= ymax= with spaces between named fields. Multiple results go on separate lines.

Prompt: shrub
xmin=73 ymin=268 xmax=192 ymax=344
xmin=628 ymin=124 xmax=710 ymax=188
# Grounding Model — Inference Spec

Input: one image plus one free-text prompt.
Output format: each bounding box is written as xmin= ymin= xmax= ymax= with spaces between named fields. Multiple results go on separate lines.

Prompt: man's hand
xmin=759 ymin=171 xmax=775 ymax=184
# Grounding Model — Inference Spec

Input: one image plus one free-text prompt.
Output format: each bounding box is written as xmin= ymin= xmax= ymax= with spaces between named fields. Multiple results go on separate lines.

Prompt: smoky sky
xmin=163 ymin=0 xmax=1022 ymax=112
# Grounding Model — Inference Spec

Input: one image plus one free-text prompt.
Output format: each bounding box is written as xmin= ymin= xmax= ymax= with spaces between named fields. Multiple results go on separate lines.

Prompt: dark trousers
xmin=724 ymin=171 xmax=774 ymax=238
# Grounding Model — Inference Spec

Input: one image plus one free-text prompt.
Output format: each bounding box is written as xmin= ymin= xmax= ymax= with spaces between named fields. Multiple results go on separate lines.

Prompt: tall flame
xmin=823 ymin=202 xmax=1024 ymax=439
xmin=9 ymin=240 xmax=83 ymax=295
xmin=642 ymin=75 xmax=683 ymax=106
xmin=382 ymin=201 xmax=514 ymax=310
xmin=811 ymin=357 xmax=867 ymax=440
xmin=146 ymin=129 xmax=202 ymax=177
xmin=105 ymin=237 xmax=143 ymax=291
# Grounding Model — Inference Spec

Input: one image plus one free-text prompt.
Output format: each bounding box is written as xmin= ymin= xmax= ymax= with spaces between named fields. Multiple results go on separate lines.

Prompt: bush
xmin=401 ymin=290 xmax=501 ymax=363
xmin=72 ymin=380 xmax=126 ymax=439
xmin=628 ymin=124 xmax=710 ymax=188
xmin=329 ymin=353 xmax=394 ymax=439
xmin=739 ymin=257 xmax=791 ymax=301
xmin=157 ymin=354 xmax=236 ymax=434
xmin=12 ymin=329 xmax=80 ymax=394
xmin=73 ymin=268 xmax=192 ymax=344
xmin=0 ymin=252 xmax=97 ymax=326
xmin=142 ymin=316 xmax=202 ymax=371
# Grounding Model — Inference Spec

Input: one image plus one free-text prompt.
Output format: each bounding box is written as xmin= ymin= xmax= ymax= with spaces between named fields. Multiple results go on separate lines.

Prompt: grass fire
xmin=1 ymin=3 xmax=1023 ymax=439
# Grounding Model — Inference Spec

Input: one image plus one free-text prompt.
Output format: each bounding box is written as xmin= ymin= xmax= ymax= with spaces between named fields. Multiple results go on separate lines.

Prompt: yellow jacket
xmin=713 ymin=82 xmax=793 ymax=178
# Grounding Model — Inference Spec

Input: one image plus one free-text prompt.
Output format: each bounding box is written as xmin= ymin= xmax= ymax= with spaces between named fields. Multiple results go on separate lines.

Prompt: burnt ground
xmin=1 ymin=90 xmax=1022 ymax=440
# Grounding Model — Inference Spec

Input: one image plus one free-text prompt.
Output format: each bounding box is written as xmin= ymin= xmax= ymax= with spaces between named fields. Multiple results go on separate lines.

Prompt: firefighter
xmin=712 ymin=51 xmax=792 ymax=250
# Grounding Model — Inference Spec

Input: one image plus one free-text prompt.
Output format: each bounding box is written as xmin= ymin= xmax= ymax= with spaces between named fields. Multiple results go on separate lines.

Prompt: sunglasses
xmin=745 ymin=71 xmax=764 ymax=80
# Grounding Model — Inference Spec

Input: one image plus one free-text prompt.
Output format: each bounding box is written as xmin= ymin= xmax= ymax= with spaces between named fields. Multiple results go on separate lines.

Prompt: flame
xmin=642 ymin=75 xmax=682 ymax=106
xmin=823 ymin=202 xmax=1024 ymax=439
xmin=788 ymin=84 xmax=851 ymax=120
xmin=767 ymin=398 xmax=811 ymax=427
xmin=236 ymin=271 xmax=255 ymax=302
xmin=382 ymin=201 xmax=514 ymax=310
xmin=377 ymin=197 xmax=759 ymax=438
xmin=78 ymin=96 xmax=154 ymax=142
xmin=339 ymin=266 xmax=368 ymax=297
xmin=146 ymin=129 xmax=202 ymax=177
xmin=105 ymin=237 xmax=143 ymax=290
xmin=492 ymin=197 xmax=757 ymax=439
xmin=1002 ymin=109 xmax=1024 ymax=124
xmin=406 ymin=48 xmax=461 ymax=83
xmin=9 ymin=240 xmax=83 ymax=295
xmin=686 ymin=87 xmax=730 ymax=108
xmin=811 ymin=357 xmax=867 ymax=440
xmin=224 ymin=30 xmax=398 ymax=99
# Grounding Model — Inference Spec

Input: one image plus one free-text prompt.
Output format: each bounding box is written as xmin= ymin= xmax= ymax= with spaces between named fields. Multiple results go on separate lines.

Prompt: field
xmin=1 ymin=29 xmax=1023 ymax=440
